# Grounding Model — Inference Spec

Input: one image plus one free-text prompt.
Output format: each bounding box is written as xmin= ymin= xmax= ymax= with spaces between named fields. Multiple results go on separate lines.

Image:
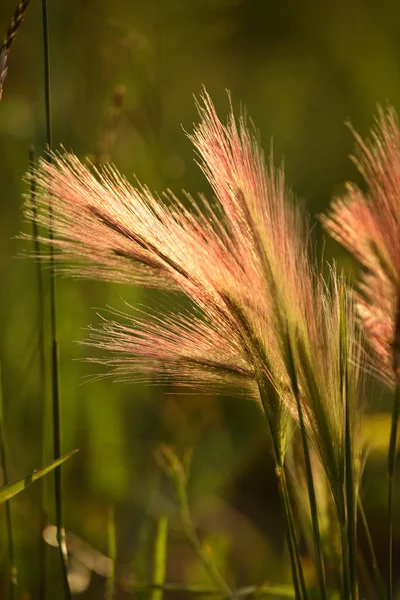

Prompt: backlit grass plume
xmin=321 ymin=107 xmax=400 ymax=381
xmin=322 ymin=106 xmax=400 ymax=598
xmin=24 ymin=92 xmax=369 ymax=596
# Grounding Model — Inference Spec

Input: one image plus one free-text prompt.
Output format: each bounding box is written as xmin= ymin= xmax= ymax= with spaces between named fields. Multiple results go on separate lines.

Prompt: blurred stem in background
xmin=156 ymin=445 xmax=231 ymax=596
xmin=0 ymin=364 xmax=17 ymax=600
xmin=150 ymin=513 xmax=168 ymax=600
xmin=106 ymin=505 xmax=117 ymax=600
xmin=29 ymin=144 xmax=48 ymax=600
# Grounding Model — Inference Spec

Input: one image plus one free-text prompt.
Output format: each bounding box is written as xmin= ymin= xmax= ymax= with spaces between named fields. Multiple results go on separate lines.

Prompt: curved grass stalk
xmin=176 ymin=471 xmax=231 ymax=595
xmin=157 ymin=446 xmax=231 ymax=596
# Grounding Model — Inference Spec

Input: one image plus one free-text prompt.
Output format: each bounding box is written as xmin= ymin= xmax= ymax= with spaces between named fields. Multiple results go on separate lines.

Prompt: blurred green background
xmin=0 ymin=0 xmax=400 ymax=597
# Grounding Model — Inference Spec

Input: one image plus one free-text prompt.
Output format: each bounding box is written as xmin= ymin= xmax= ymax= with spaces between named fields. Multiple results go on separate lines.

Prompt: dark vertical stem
xmin=339 ymin=286 xmax=357 ymax=599
xmin=40 ymin=1 xmax=70 ymax=597
xmin=345 ymin=395 xmax=357 ymax=600
xmin=29 ymin=145 xmax=48 ymax=600
xmin=41 ymin=0 xmax=52 ymax=150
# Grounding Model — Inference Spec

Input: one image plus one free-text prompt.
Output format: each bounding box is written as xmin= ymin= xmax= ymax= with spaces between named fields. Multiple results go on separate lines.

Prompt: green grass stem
xmin=387 ymin=381 xmax=400 ymax=600
xmin=339 ymin=290 xmax=357 ymax=600
xmin=151 ymin=514 xmax=168 ymax=600
xmin=40 ymin=1 xmax=70 ymax=597
xmin=337 ymin=287 xmax=357 ymax=599
xmin=0 ymin=365 xmax=17 ymax=600
xmin=358 ymin=498 xmax=385 ymax=599
xmin=106 ymin=505 xmax=116 ymax=600
xmin=176 ymin=471 xmax=231 ymax=595
xmin=286 ymin=329 xmax=327 ymax=599
xmin=157 ymin=446 xmax=231 ymax=596
xmin=257 ymin=378 xmax=308 ymax=600
xmin=29 ymin=144 xmax=48 ymax=600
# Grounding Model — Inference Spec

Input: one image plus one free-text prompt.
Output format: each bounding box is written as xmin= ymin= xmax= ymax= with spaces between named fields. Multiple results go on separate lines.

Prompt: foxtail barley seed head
xmin=322 ymin=107 xmax=400 ymax=382
xmin=23 ymin=91 xmax=368 ymax=502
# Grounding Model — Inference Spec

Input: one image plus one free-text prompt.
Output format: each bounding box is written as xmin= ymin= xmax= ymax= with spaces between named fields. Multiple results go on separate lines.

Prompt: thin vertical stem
xmin=106 ymin=505 xmax=116 ymax=600
xmin=387 ymin=381 xmax=400 ymax=600
xmin=258 ymin=387 xmax=307 ymax=600
xmin=151 ymin=514 xmax=168 ymax=600
xmin=340 ymin=519 xmax=351 ymax=600
xmin=345 ymin=403 xmax=357 ymax=600
xmin=0 ymin=365 xmax=17 ymax=600
xmin=339 ymin=286 xmax=357 ymax=600
xmin=286 ymin=329 xmax=327 ymax=599
xmin=41 ymin=0 xmax=52 ymax=151
xmin=358 ymin=498 xmax=385 ymax=599
xmin=176 ymin=476 xmax=231 ymax=596
xmin=29 ymin=144 xmax=48 ymax=600
xmin=40 ymin=1 xmax=70 ymax=597
xmin=156 ymin=446 xmax=230 ymax=596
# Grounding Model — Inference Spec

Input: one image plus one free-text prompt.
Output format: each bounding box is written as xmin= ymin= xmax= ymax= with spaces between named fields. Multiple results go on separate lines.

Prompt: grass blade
xmin=0 ymin=451 xmax=77 ymax=504
xmin=151 ymin=514 xmax=168 ymax=600
xmin=0 ymin=364 xmax=17 ymax=599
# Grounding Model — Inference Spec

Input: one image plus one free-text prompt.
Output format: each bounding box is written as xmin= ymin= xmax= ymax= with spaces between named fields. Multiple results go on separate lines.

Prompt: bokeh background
xmin=0 ymin=0 xmax=399 ymax=597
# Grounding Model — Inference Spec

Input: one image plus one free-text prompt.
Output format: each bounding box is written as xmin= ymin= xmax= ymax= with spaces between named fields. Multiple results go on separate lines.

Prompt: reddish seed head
xmin=322 ymin=108 xmax=400 ymax=381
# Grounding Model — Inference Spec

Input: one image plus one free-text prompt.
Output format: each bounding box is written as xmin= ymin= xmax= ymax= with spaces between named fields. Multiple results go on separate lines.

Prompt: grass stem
xmin=151 ymin=514 xmax=168 ymax=600
xmin=40 ymin=1 xmax=70 ymax=597
xmin=387 ymin=380 xmax=400 ymax=600
xmin=157 ymin=446 xmax=230 ymax=596
xmin=0 ymin=365 xmax=17 ymax=600
xmin=176 ymin=474 xmax=231 ymax=596
xmin=29 ymin=144 xmax=48 ymax=600
xmin=357 ymin=498 xmax=385 ymax=599
xmin=257 ymin=385 xmax=307 ymax=600
xmin=106 ymin=505 xmax=116 ymax=600
xmin=339 ymin=285 xmax=357 ymax=599
xmin=286 ymin=329 xmax=327 ymax=599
